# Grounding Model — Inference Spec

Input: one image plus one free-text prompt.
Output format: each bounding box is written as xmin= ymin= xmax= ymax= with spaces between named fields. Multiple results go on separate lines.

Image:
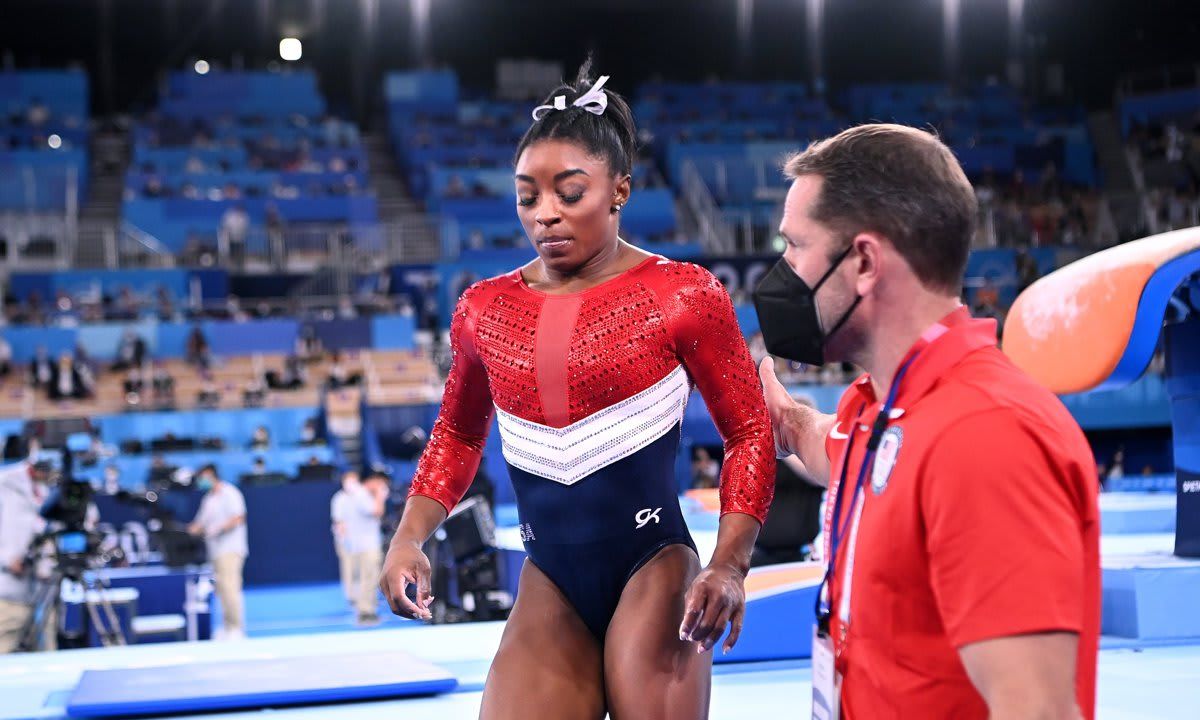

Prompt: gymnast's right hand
xmin=380 ymin=538 xmax=434 ymax=621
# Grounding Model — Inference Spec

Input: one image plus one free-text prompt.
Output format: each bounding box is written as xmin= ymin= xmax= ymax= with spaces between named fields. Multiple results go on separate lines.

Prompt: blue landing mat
xmin=66 ymin=650 xmax=457 ymax=718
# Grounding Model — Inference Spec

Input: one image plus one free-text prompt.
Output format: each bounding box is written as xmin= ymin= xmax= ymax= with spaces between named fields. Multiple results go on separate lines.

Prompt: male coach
xmin=754 ymin=123 xmax=1099 ymax=719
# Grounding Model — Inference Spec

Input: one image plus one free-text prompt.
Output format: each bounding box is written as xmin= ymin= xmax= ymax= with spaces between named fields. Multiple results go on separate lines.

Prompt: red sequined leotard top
xmin=408 ymin=255 xmax=775 ymax=522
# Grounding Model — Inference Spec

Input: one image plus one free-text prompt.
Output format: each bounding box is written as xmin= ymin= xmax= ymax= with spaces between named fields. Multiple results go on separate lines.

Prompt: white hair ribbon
xmin=531 ymin=75 xmax=611 ymax=122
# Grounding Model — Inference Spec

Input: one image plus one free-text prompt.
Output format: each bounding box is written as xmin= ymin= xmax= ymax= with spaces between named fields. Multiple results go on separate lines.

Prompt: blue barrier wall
xmin=7 ymin=268 xmax=226 ymax=303
xmin=370 ymin=315 xmax=416 ymax=350
xmin=310 ymin=318 xmax=372 ymax=352
xmin=76 ymin=320 xmax=160 ymax=360
xmin=1 ymin=326 xmax=77 ymax=362
xmin=94 ymin=407 xmax=320 ymax=447
xmin=203 ymin=319 xmax=300 ymax=356
xmin=3 ymin=314 xmax=416 ymax=361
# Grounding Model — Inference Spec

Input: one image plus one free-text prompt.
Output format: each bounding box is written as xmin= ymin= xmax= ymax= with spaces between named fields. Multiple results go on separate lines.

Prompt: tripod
xmin=18 ymin=560 xmax=127 ymax=652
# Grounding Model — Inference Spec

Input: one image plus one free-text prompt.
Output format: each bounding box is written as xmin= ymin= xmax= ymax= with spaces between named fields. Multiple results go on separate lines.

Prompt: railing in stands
xmin=679 ymin=159 xmax=735 ymax=256
xmin=119 ymin=222 xmax=176 ymax=268
xmin=1116 ymin=64 xmax=1200 ymax=97
xmin=0 ymin=212 xmax=72 ymax=271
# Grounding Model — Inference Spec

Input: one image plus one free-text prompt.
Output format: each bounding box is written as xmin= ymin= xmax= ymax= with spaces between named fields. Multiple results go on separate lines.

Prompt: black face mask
xmin=752 ymin=244 xmax=862 ymax=366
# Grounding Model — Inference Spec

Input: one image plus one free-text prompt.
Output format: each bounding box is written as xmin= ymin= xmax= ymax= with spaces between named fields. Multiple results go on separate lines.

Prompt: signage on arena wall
xmin=694 ymin=255 xmax=778 ymax=302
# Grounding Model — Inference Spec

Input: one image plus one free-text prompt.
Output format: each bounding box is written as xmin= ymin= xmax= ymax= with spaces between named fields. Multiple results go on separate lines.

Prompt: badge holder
xmin=812 ymin=618 xmax=842 ymax=720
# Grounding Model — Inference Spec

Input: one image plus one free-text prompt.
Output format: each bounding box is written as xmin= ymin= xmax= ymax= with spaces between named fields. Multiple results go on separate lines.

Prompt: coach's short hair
xmin=783 ymin=123 xmax=977 ymax=295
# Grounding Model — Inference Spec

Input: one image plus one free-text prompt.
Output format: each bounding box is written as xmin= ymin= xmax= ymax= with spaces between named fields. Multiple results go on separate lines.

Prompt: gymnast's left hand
xmin=679 ymin=562 xmax=747 ymax=654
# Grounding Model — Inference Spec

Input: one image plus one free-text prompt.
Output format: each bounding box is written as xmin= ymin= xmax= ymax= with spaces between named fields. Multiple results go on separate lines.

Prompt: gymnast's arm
xmin=668 ymin=268 xmax=776 ymax=651
xmin=382 ymin=291 xmax=494 ymax=619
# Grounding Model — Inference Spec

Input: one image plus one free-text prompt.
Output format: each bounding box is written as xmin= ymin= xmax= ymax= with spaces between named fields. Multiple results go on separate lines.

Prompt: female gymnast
xmin=380 ymin=62 xmax=775 ymax=719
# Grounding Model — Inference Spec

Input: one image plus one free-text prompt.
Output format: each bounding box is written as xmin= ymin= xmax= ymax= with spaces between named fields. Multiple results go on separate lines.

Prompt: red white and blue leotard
xmin=409 ymin=255 xmax=775 ymax=639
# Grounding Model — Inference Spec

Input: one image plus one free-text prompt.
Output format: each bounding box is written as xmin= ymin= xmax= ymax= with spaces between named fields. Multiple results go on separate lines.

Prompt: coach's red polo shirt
xmin=823 ymin=307 xmax=1099 ymax=719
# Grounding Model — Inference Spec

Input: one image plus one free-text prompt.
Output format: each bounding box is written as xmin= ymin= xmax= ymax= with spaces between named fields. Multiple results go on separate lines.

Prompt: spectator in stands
xmin=467 ymin=229 xmax=486 ymax=251
xmin=24 ymin=292 xmax=46 ymax=326
xmin=300 ymin=418 xmax=321 ymax=446
xmin=295 ymin=325 xmax=324 ymax=362
xmin=219 ymin=204 xmax=250 ymax=270
xmin=76 ymin=354 xmax=96 ymax=398
xmin=242 ymin=376 xmax=267 ymax=408
xmin=249 ymin=426 xmax=270 ymax=451
xmin=144 ymin=176 xmax=166 ymax=198
xmin=250 ymin=457 xmax=267 ymax=476
xmin=186 ymin=326 xmax=211 ymax=369
xmin=101 ymin=464 xmax=122 ymax=495
xmin=196 ymin=376 xmax=221 ymax=409
xmin=72 ymin=342 xmax=94 ymax=377
xmin=445 ymin=174 xmax=467 ymax=198
xmin=276 ymin=355 xmax=306 ymax=389
xmin=325 ymin=351 xmax=361 ymax=390
xmin=973 ymin=277 xmax=1001 ymax=319
xmin=266 ymin=204 xmax=286 ymax=270
xmin=395 ymin=294 xmax=414 ymax=317
xmin=48 ymin=351 xmax=90 ymax=401
xmin=225 ymin=295 xmax=249 ymax=322
xmin=123 ymin=367 xmax=144 ymax=402
xmin=26 ymin=97 xmax=49 ymax=128
xmin=188 ymin=465 xmax=248 ymax=641
xmin=0 ymin=336 xmax=11 ymax=380
xmin=156 ymin=286 xmax=175 ymax=321
xmin=151 ymin=362 xmax=175 ymax=406
xmin=112 ymin=329 xmax=147 ymax=371
xmin=337 ymin=297 xmax=357 ymax=320
xmin=1015 ymin=249 xmax=1040 ymax=295
xmin=1107 ymin=448 xmax=1126 ymax=482
xmin=690 ymin=447 xmax=720 ymax=490
xmin=28 ymin=346 xmax=53 ymax=388
xmin=81 ymin=432 xmax=115 ymax=468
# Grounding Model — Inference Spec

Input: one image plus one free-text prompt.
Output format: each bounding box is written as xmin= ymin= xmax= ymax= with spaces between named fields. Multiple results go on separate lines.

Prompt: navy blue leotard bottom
xmin=507 ymin=426 xmax=698 ymax=642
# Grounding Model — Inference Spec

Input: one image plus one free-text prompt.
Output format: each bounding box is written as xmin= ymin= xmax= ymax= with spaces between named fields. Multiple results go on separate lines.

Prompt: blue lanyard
xmin=815 ymin=356 xmax=917 ymax=631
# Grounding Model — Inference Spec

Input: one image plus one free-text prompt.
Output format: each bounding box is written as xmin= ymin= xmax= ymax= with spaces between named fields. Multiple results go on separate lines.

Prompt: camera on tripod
xmin=428 ymin=494 xmax=512 ymax=623
xmin=113 ymin=472 xmax=207 ymax=568
xmin=28 ymin=457 xmax=111 ymax=580
xmin=18 ymin=455 xmax=129 ymax=652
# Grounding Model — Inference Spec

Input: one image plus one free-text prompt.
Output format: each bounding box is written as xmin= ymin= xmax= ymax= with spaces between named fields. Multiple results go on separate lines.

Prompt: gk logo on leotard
xmin=635 ymin=507 xmax=662 ymax=529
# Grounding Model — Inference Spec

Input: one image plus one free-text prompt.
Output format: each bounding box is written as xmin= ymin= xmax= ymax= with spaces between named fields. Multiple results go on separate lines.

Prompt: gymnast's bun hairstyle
xmin=515 ymin=57 xmax=638 ymax=177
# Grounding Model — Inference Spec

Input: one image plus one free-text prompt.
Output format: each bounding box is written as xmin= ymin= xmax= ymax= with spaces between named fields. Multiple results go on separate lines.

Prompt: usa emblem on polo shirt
xmin=871 ymin=426 xmax=904 ymax=495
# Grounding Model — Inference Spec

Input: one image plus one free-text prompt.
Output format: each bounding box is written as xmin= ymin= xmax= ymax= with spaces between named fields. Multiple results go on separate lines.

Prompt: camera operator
xmin=0 ymin=459 xmax=53 ymax=653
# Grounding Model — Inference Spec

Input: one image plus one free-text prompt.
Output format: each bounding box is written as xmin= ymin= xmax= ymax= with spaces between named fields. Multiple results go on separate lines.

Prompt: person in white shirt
xmin=219 ymin=205 xmax=250 ymax=270
xmin=0 ymin=335 xmax=12 ymax=379
xmin=333 ymin=471 xmax=385 ymax=625
xmin=330 ymin=471 xmax=359 ymax=606
xmin=0 ymin=460 xmax=51 ymax=653
xmin=188 ymin=465 xmax=248 ymax=640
